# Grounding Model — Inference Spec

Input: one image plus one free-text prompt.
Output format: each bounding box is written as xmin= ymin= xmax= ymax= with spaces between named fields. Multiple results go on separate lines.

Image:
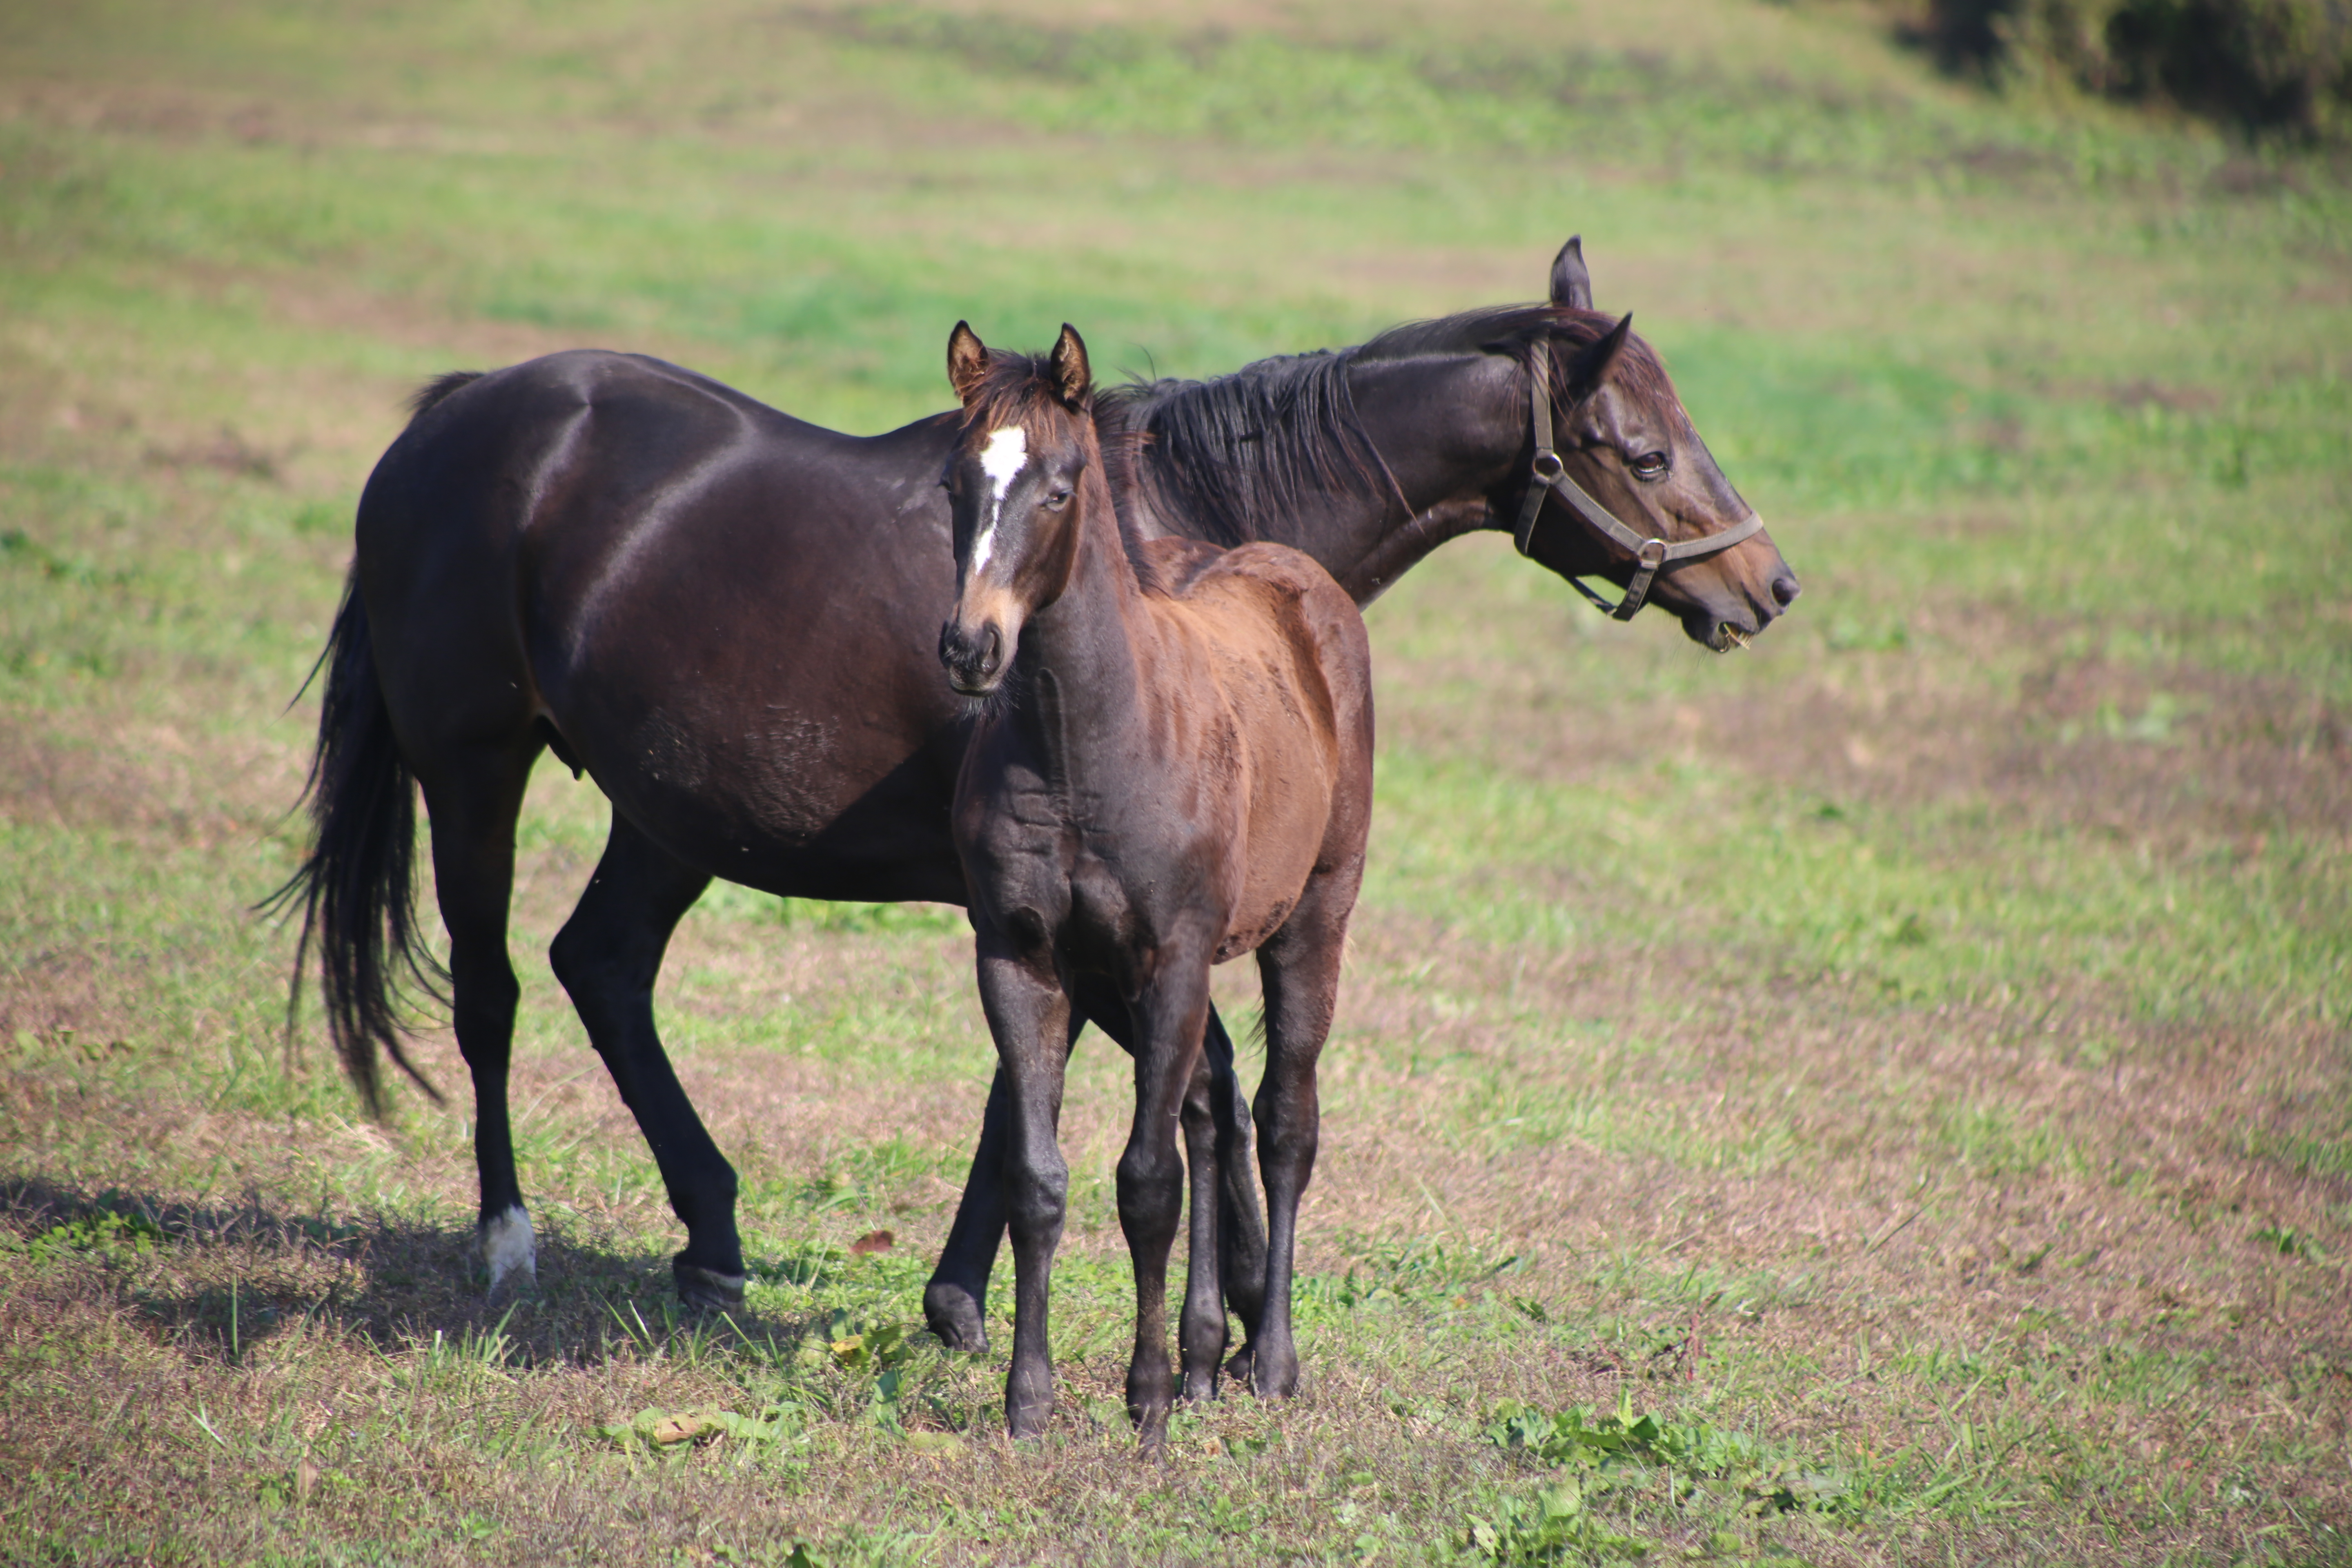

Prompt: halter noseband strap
xmin=1511 ymin=358 xmax=1765 ymax=621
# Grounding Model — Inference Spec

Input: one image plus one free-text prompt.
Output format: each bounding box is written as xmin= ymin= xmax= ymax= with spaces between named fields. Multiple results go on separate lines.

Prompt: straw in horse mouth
xmin=1717 ymin=625 xmax=1752 ymax=652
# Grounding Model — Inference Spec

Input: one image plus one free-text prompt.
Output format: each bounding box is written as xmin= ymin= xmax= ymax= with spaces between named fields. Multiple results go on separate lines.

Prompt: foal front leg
xmin=1121 ymin=953 xmax=1214 ymax=1448
xmin=973 ymin=942 xmax=1073 ymax=1439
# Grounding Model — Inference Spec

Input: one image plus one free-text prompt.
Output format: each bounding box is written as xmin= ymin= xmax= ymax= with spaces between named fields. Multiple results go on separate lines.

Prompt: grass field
xmin=2 ymin=1 xmax=2349 ymax=1562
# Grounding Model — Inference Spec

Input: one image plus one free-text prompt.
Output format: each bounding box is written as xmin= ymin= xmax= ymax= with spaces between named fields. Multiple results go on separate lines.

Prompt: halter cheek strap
xmin=1511 ymin=362 xmax=1765 ymax=621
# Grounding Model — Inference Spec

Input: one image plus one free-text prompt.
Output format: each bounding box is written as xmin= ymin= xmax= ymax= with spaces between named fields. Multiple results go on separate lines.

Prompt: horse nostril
xmin=1770 ymin=572 xmax=1800 ymax=609
xmin=982 ymin=626 xmax=1002 ymax=673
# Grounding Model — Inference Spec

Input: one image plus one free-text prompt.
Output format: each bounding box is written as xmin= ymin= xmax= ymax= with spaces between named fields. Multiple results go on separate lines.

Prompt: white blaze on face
xmin=970 ymin=425 xmax=1029 ymax=578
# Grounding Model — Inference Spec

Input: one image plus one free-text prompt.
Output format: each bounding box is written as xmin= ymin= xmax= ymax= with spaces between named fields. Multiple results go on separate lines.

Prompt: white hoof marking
xmin=482 ymin=1205 xmax=536 ymax=1295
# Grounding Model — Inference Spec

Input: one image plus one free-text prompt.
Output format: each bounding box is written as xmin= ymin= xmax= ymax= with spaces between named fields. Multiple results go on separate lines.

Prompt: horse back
xmin=354 ymin=350 xmax=974 ymax=894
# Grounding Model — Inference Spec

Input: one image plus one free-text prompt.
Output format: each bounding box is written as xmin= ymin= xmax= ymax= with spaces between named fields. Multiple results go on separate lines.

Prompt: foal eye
xmin=1630 ymin=451 xmax=1670 ymax=480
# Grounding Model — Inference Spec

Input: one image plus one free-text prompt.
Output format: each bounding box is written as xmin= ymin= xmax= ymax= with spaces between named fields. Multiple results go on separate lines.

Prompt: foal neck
xmin=1012 ymin=455 xmax=1150 ymax=708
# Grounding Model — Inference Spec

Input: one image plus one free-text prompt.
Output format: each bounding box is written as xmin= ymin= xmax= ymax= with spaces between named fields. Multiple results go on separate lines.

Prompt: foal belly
xmin=1219 ymin=806 xmax=1326 ymax=962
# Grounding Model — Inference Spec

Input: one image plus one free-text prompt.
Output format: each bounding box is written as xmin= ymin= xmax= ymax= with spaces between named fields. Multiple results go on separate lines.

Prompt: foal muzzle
xmin=939 ymin=618 xmax=1006 ymax=696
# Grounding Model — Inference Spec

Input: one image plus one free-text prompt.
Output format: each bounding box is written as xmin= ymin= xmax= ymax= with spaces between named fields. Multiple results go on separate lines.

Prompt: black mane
xmin=1099 ymin=349 xmax=1399 ymax=549
xmin=1357 ymin=303 xmax=1672 ymax=409
xmin=1098 ymin=303 xmax=1666 ymax=549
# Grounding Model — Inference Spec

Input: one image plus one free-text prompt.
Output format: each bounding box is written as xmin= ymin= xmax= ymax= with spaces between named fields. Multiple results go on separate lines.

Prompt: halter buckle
xmin=1530 ymin=450 xmax=1565 ymax=485
xmin=1636 ymin=537 xmax=1668 ymax=569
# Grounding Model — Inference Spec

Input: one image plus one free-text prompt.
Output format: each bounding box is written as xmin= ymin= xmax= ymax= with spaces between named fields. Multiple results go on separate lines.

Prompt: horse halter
xmin=1510 ymin=361 xmax=1765 ymax=621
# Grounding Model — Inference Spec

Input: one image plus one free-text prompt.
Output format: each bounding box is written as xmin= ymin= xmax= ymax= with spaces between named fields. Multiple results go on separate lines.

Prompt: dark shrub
xmin=1909 ymin=0 xmax=2352 ymax=138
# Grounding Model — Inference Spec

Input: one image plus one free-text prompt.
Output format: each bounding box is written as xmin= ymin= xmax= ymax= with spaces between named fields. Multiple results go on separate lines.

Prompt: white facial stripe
xmin=970 ymin=426 xmax=1030 ymax=577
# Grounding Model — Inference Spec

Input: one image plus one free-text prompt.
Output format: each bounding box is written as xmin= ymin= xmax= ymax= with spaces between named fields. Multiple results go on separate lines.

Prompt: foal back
xmin=1138 ymin=537 xmax=1373 ymax=963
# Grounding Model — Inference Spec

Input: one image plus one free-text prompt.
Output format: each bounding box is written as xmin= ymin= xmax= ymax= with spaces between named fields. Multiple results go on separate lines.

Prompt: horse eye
xmin=1043 ymin=489 xmax=1072 ymax=510
xmin=1631 ymin=451 xmax=1669 ymax=480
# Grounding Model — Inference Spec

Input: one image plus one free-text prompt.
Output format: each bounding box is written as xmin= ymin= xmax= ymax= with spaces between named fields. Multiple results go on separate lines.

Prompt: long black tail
xmin=261 ymin=574 xmax=446 ymax=1116
xmin=263 ymin=372 xmax=482 ymax=1113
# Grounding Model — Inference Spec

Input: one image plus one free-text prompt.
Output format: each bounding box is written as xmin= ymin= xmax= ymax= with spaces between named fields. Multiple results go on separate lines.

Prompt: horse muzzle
xmin=939 ymin=617 xmax=1007 ymax=696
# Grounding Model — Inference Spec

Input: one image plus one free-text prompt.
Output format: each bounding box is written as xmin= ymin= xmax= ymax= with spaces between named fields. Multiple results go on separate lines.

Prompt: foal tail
xmin=261 ymin=575 xmax=446 ymax=1116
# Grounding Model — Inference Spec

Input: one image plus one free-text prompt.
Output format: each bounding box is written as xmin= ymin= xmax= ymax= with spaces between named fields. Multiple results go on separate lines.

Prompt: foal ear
xmin=1049 ymin=323 xmax=1091 ymax=409
xmin=1566 ymin=312 xmax=1634 ymax=396
xmin=1548 ymin=235 xmax=1593 ymax=310
xmin=947 ymin=321 xmax=991 ymax=406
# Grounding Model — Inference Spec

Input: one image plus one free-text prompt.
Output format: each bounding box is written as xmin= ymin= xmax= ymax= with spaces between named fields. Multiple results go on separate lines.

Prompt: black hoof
xmin=1250 ymin=1353 xmax=1299 ymax=1401
xmin=923 ymin=1281 xmax=989 ymax=1353
xmin=673 ymin=1257 xmax=746 ymax=1313
xmin=1223 ymin=1341 xmax=1255 ymax=1388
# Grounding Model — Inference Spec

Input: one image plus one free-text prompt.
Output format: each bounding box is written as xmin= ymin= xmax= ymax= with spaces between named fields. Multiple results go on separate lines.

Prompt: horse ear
xmin=947 ymin=321 xmax=990 ymax=406
xmin=1567 ymin=312 xmax=1633 ymax=394
xmin=1049 ymin=324 xmax=1091 ymax=409
xmin=1548 ymin=236 xmax=1593 ymax=310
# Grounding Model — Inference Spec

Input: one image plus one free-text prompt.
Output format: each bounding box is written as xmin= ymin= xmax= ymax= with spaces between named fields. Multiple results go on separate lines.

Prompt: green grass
xmin=3 ymin=0 xmax=2350 ymax=1563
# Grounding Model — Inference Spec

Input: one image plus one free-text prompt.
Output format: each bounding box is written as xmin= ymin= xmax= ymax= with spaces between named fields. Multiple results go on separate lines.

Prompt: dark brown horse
xmin=938 ymin=323 xmax=1374 ymax=1443
xmin=270 ymin=241 xmax=1797 ymax=1349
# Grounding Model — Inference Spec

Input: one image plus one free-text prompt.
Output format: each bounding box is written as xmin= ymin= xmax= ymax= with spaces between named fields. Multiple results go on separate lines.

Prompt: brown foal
xmin=935 ymin=323 xmax=1375 ymax=1446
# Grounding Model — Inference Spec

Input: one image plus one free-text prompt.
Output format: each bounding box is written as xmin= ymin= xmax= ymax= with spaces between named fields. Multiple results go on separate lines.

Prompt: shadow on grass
xmin=0 ymin=1174 xmax=818 ymax=1368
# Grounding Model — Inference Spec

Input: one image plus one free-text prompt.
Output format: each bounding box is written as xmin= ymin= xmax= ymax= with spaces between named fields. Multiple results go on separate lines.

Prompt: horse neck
xmin=1118 ymin=349 xmax=1524 ymax=606
xmin=1330 ymin=350 xmax=1527 ymax=600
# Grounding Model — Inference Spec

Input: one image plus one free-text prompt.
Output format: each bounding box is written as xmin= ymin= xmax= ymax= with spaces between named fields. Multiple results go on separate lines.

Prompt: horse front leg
xmin=548 ymin=816 xmax=740 ymax=1310
xmin=932 ymin=982 xmax=1263 ymax=1387
xmin=924 ymin=1069 xmax=1011 ymax=1352
xmin=1120 ymin=951 xmax=1214 ymax=1448
xmin=1178 ymin=1049 xmax=1227 ymax=1401
xmin=925 ymin=1007 xmax=1087 ymax=1353
xmin=973 ymin=940 xmax=1073 ymax=1439
xmin=1197 ymin=1007 xmax=1268 ymax=1390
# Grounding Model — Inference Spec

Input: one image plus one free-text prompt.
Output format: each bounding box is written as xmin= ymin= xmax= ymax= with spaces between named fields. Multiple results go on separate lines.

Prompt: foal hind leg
xmin=548 ymin=815 xmax=743 ymax=1309
xmin=415 ymin=745 xmax=538 ymax=1305
xmin=1247 ymin=870 xmax=1357 ymax=1401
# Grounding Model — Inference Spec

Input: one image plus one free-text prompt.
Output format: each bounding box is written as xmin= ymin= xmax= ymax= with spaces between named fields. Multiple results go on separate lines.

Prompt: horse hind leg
xmin=415 ymin=744 xmax=539 ymax=1305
